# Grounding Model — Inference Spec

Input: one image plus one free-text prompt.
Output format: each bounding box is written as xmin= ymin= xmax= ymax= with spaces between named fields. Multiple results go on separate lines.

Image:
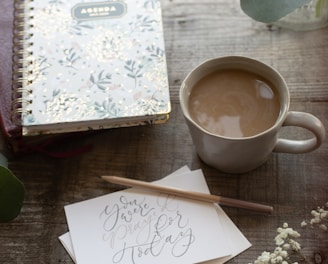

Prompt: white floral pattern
xmin=19 ymin=0 xmax=170 ymax=135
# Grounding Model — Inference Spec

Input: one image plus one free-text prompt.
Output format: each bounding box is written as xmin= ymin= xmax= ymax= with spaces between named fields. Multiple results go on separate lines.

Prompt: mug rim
xmin=179 ymin=55 xmax=290 ymax=140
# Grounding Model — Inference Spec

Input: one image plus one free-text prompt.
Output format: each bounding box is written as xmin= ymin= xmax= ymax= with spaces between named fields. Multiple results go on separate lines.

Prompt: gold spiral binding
xmin=12 ymin=0 xmax=35 ymax=125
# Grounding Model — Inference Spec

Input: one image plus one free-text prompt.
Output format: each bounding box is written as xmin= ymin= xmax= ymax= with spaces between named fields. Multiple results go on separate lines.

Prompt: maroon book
xmin=0 ymin=1 xmax=22 ymax=139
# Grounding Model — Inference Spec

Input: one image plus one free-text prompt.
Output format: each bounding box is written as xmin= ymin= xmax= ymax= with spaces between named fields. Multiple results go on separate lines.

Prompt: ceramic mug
xmin=179 ymin=56 xmax=326 ymax=173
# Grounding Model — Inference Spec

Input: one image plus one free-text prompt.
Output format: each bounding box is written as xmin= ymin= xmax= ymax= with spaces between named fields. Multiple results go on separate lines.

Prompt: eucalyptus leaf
xmin=0 ymin=154 xmax=25 ymax=222
xmin=316 ymin=0 xmax=328 ymax=17
xmin=0 ymin=153 xmax=8 ymax=167
xmin=240 ymin=0 xmax=311 ymax=23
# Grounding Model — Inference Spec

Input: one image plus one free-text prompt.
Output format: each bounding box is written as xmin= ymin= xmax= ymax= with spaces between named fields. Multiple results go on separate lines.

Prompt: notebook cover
xmin=13 ymin=0 xmax=171 ymax=136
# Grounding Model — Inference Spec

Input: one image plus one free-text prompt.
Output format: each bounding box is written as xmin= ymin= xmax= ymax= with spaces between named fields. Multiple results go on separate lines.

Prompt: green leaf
xmin=240 ymin=0 xmax=311 ymax=23
xmin=0 ymin=153 xmax=8 ymax=167
xmin=0 ymin=154 xmax=25 ymax=222
xmin=316 ymin=0 xmax=328 ymax=17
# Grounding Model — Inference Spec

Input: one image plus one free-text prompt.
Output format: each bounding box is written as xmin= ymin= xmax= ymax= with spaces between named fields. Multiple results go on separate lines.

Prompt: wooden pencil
xmin=101 ymin=175 xmax=273 ymax=214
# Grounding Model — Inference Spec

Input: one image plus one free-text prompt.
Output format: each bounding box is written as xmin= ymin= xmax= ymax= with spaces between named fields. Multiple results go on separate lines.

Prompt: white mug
xmin=180 ymin=56 xmax=326 ymax=173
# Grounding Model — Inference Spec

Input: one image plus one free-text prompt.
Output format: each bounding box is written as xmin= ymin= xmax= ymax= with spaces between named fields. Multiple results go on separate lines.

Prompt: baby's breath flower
xmin=251 ymin=223 xmax=304 ymax=264
xmin=252 ymin=203 xmax=327 ymax=264
xmin=289 ymin=239 xmax=301 ymax=251
xmin=254 ymin=251 xmax=271 ymax=264
xmin=275 ymin=236 xmax=285 ymax=246
xmin=311 ymin=209 xmax=320 ymax=217
xmin=310 ymin=218 xmax=321 ymax=224
xmin=319 ymin=224 xmax=327 ymax=231
xmin=280 ymin=250 xmax=288 ymax=258
xmin=282 ymin=243 xmax=290 ymax=250
xmin=302 ymin=202 xmax=328 ymax=232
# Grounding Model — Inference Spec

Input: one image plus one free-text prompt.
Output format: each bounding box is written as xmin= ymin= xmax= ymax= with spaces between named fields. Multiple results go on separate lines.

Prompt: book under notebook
xmin=11 ymin=0 xmax=171 ymax=136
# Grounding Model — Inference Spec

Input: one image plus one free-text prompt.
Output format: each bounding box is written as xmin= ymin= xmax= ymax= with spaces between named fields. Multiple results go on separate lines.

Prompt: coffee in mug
xmin=188 ymin=69 xmax=280 ymax=138
xmin=180 ymin=56 xmax=325 ymax=173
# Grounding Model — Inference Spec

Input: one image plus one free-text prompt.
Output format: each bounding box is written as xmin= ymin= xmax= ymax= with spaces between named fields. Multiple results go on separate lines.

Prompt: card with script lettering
xmin=60 ymin=203 xmax=251 ymax=264
xmin=63 ymin=167 xmax=235 ymax=264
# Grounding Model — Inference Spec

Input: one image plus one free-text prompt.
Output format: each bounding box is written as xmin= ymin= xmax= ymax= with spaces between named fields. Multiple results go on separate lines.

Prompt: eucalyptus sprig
xmin=240 ymin=0 xmax=328 ymax=23
xmin=0 ymin=153 xmax=25 ymax=222
xmin=316 ymin=0 xmax=328 ymax=16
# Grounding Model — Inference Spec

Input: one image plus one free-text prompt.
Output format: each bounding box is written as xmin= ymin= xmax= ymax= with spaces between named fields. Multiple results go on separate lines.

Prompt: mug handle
xmin=274 ymin=111 xmax=326 ymax=153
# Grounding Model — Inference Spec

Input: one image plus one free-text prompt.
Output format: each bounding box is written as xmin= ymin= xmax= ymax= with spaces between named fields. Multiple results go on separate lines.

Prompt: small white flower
xmin=282 ymin=243 xmax=290 ymax=250
xmin=281 ymin=249 xmax=288 ymax=257
xmin=311 ymin=209 xmax=320 ymax=217
xmin=274 ymin=246 xmax=282 ymax=254
xmin=275 ymin=236 xmax=285 ymax=246
xmin=287 ymin=228 xmax=300 ymax=238
xmin=277 ymin=256 xmax=283 ymax=262
xmin=289 ymin=239 xmax=301 ymax=251
xmin=310 ymin=218 xmax=321 ymax=224
xmin=254 ymin=251 xmax=271 ymax=264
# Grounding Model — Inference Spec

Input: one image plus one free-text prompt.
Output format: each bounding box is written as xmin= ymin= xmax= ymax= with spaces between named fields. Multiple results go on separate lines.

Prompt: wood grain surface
xmin=1 ymin=0 xmax=327 ymax=263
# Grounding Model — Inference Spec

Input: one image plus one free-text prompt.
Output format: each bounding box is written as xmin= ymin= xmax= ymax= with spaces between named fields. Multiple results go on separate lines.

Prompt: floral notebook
xmin=12 ymin=0 xmax=170 ymax=136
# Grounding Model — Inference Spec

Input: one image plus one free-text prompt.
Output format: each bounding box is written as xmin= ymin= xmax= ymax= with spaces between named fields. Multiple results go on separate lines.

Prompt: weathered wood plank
xmin=0 ymin=0 xmax=327 ymax=263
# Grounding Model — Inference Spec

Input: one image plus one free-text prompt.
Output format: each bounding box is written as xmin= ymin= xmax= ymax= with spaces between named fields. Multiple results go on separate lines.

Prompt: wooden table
xmin=1 ymin=0 xmax=327 ymax=263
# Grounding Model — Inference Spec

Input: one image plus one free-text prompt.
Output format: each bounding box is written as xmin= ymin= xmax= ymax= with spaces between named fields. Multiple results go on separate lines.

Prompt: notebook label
xmin=72 ymin=1 xmax=127 ymax=21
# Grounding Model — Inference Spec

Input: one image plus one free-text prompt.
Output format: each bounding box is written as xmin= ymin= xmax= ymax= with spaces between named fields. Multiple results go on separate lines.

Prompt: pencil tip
xmin=101 ymin=175 xmax=115 ymax=182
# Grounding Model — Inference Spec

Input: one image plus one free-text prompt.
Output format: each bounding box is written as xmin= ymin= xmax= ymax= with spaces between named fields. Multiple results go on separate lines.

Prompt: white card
xmin=61 ymin=166 xmax=251 ymax=264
